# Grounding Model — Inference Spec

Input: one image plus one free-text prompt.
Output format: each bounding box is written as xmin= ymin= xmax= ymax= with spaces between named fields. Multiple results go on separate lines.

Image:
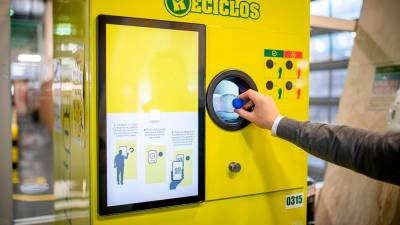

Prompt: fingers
xmin=242 ymin=100 xmax=254 ymax=110
xmin=235 ymin=108 xmax=254 ymax=121
xmin=238 ymin=89 xmax=258 ymax=102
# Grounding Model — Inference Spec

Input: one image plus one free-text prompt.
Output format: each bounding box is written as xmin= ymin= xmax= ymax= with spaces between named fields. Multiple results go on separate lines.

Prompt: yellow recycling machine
xmin=52 ymin=0 xmax=309 ymax=224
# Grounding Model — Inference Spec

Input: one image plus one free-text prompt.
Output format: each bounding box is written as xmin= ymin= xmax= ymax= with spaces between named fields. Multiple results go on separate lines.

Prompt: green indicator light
xmin=278 ymin=88 xmax=283 ymax=99
xmin=278 ymin=67 xmax=283 ymax=78
xmin=264 ymin=49 xmax=284 ymax=58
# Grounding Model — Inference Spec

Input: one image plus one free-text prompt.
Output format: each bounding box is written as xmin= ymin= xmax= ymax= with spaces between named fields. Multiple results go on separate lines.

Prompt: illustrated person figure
xmin=114 ymin=149 xmax=129 ymax=185
xmin=235 ymin=90 xmax=399 ymax=185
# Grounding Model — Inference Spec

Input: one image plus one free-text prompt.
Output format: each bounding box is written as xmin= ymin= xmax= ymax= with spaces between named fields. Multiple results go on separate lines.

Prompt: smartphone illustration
xmin=172 ymin=161 xmax=184 ymax=181
xmin=148 ymin=150 xmax=157 ymax=164
xmin=176 ymin=154 xmax=184 ymax=162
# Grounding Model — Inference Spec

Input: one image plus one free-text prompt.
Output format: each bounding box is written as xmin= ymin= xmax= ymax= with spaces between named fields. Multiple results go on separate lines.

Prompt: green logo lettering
xmin=165 ymin=0 xmax=192 ymax=17
xmin=165 ymin=0 xmax=260 ymax=20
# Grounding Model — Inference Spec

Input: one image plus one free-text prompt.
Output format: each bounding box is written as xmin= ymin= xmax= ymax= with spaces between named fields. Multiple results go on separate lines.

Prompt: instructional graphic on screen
xmin=145 ymin=145 xmax=166 ymax=184
xmin=106 ymin=113 xmax=199 ymax=207
xmin=114 ymin=141 xmax=136 ymax=185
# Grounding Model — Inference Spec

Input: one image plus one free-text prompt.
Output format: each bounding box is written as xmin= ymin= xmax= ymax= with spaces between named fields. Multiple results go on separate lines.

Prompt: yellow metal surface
xmin=12 ymin=146 xmax=18 ymax=163
xmin=95 ymin=189 xmax=306 ymax=225
xmin=12 ymin=110 xmax=19 ymax=164
xmin=11 ymin=120 xmax=18 ymax=142
xmin=53 ymin=0 xmax=309 ymax=224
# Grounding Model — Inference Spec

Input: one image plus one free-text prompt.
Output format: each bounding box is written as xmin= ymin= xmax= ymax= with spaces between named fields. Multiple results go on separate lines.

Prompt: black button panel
xmin=264 ymin=49 xmax=304 ymax=101
xmin=285 ymin=81 xmax=293 ymax=90
xmin=266 ymin=81 xmax=274 ymax=90
xmin=286 ymin=60 xmax=293 ymax=70
xmin=266 ymin=59 xmax=274 ymax=69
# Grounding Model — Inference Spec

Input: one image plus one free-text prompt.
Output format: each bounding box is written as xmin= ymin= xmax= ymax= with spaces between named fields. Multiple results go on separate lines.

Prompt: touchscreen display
xmin=98 ymin=15 xmax=205 ymax=215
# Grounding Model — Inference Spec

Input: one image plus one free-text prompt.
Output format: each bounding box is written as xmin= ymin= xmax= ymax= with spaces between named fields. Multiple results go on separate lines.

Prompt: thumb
xmin=235 ymin=109 xmax=254 ymax=121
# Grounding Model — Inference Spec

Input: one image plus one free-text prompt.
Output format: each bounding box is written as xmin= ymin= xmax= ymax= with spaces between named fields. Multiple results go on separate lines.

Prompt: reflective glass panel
xmin=310 ymin=70 xmax=330 ymax=98
xmin=330 ymin=105 xmax=339 ymax=123
xmin=332 ymin=69 xmax=347 ymax=97
xmin=310 ymin=34 xmax=331 ymax=63
xmin=311 ymin=0 xmax=330 ymax=17
xmin=332 ymin=0 xmax=363 ymax=19
xmin=332 ymin=32 xmax=355 ymax=61
xmin=309 ymin=105 xmax=330 ymax=123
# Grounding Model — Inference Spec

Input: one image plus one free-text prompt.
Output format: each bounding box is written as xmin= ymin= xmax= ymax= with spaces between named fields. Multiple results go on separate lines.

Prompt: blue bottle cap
xmin=232 ymin=98 xmax=244 ymax=109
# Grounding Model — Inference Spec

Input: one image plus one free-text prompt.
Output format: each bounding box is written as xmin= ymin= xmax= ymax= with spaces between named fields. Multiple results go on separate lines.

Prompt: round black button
xmin=266 ymin=81 xmax=274 ymax=90
xmin=286 ymin=60 xmax=293 ymax=70
xmin=285 ymin=81 xmax=293 ymax=90
xmin=266 ymin=59 xmax=274 ymax=69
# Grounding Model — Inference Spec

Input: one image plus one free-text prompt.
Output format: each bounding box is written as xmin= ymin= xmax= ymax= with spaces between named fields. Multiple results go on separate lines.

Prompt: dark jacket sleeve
xmin=276 ymin=117 xmax=400 ymax=185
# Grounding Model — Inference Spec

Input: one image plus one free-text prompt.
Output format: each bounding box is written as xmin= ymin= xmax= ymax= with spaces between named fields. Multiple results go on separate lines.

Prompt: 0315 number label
xmin=285 ymin=193 xmax=304 ymax=209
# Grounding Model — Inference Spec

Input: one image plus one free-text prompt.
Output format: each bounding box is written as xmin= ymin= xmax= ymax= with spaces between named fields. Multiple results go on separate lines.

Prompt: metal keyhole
xmin=229 ymin=162 xmax=242 ymax=173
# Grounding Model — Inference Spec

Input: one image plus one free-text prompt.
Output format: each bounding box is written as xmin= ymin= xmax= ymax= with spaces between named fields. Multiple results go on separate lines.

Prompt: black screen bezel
xmin=97 ymin=15 xmax=206 ymax=216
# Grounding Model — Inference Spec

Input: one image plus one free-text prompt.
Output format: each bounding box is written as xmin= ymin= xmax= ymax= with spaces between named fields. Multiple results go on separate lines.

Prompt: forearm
xmin=275 ymin=117 xmax=400 ymax=185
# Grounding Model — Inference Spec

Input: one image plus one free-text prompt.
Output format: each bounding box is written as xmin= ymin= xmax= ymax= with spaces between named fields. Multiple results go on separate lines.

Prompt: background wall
xmin=315 ymin=0 xmax=400 ymax=224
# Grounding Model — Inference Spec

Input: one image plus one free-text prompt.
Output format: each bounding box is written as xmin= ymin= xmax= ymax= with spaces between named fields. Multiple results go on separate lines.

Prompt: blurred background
xmin=308 ymin=0 xmax=363 ymax=184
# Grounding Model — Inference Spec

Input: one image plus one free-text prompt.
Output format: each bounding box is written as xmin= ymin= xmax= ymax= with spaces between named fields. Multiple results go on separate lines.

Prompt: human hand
xmin=169 ymin=169 xmax=184 ymax=190
xmin=234 ymin=89 xmax=280 ymax=130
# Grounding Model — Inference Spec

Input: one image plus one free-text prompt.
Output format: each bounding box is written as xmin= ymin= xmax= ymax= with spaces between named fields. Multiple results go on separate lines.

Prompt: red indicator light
xmin=284 ymin=51 xmax=293 ymax=58
xmin=283 ymin=51 xmax=303 ymax=59
xmin=295 ymin=51 xmax=302 ymax=59
xmin=297 ymin=69 xmax=301 ymax=79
